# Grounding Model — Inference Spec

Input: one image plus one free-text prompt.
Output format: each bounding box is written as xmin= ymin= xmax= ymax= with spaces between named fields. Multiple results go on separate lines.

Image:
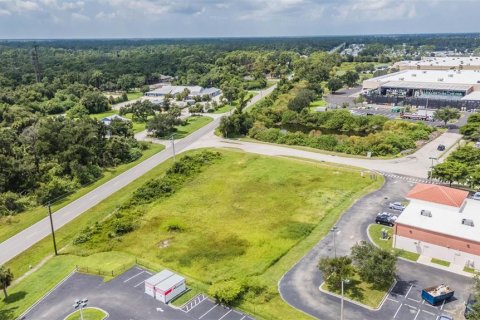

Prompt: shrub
xmin=208 ymin=280 xmax=245 ymax=305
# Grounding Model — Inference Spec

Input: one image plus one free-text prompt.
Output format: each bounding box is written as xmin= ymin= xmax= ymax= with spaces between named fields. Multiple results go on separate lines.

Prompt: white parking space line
xmin=145 ymin=271 xmax=153 ymax=275
xmin=218 ymin=309 xmax=232 ymax=320
xmin=185 ymin=298 xmax=209 ymax=313
xmin=199 ymin=304 xmax=218 ymax=319
xmin=123 ymin=271 xmax=145 ymax=283
xmin=133 ymin=280 xmax=145 ymax=288
xmin=387 ymin=297 xmax=399 ymax=303
xmin=406 ymin=285 xmax=413 ymax=297
xmin=440 ymin=299 xmax=446 ymax=310
xmin=240 ymin=316 xmax=246 ymax=320
xmin=422 ymin=310 xmax=435 ymax=316
xmin=408 ymin=297 xmax=421 ymax=303
xmin=413 ymin=309 xmax=421 ymax=320
xmin=393 ymin=303 xmax=402 ymax=318
xmin=405 ymin=303 xmax=417 ymax=309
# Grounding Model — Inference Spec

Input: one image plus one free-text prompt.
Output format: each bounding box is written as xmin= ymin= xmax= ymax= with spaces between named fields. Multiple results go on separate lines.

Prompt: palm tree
xmin=0 ymin=266 xmax=14 ymax=298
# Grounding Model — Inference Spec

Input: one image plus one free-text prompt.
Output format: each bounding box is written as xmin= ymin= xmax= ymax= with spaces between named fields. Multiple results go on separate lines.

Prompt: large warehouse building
xmin=394 ymin=56 xmax=480 ymax=71
xmin=393 ymin=184 xmax=480 ymax=270
xmin=362 ymin=69 xmax=480 ymax=109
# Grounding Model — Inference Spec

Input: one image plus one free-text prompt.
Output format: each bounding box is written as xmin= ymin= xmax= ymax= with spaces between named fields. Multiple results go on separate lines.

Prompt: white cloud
xmin=95 ymin=11 xmax=116 ymax=19
xmin=71 ymin=12 xmax=89 ymax=21
xmin=334 ymin=0 xmax=417 ymax=21
xmin=0 ymin=8 xmax=10 ymax=16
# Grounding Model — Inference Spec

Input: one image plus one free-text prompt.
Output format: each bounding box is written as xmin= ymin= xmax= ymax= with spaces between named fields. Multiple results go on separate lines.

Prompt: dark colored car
xmin=437 ymin=144 xmax=446 ymax=151
xmin=375 ymin=213 xmax=396 ymax=227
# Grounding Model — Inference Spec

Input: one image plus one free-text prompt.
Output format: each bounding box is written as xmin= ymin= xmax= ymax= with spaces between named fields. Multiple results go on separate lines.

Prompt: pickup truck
xmin=421 ymin=284 xmax=454 ymax=305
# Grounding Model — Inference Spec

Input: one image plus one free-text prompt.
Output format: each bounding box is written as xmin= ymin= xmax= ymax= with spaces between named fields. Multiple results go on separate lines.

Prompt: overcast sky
xmin=0 ymin=0 xmax=479 ymax=39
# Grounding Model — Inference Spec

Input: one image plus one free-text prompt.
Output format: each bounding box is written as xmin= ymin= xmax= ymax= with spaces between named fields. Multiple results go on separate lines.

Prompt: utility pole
xmin=31 ymin=44 xmax=42 ymax=83
xmin=47 ymin=203 xmax=58 ymax=256
xmin=170 ymin=134 xmax=176 ymax=161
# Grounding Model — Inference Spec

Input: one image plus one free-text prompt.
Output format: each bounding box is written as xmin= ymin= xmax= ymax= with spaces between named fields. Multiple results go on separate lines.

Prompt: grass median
xmin=368 ymin=224 xmax=420 ymax=262
xmin=3 ymin=149 xmax=383 ymax=320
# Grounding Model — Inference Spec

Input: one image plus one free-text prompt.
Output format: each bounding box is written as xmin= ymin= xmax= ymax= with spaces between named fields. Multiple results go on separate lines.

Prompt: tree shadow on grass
xmin=344 ymin=279 xmax=365 ymax=301
xmin=3 ymin=291 xmax=27 ymax=304
xmin=0 ymin=306 xmax=17 ymax=320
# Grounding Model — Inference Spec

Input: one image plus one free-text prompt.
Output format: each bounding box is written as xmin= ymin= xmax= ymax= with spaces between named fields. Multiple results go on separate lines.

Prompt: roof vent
xmin=423 ymin=71 xmax=427 ymax=73
xmin=462 ymin=219 xmax=475 ymax=227
xmin=399 ymin=77 xmax=405 ymax=81
xmin=448 ymin=74 xmax=454 ymax=77
xmin=412 ymin=74 xmax=417 ymax=77
xmin=420 ymin=210 xmax=432 ymax=217
xmin=438 ymin=78 xmax=444 ymax=82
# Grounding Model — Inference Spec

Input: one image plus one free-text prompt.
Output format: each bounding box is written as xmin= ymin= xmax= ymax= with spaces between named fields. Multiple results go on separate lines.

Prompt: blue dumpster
xmin=421 ymin=284 xmax=454 ymax=305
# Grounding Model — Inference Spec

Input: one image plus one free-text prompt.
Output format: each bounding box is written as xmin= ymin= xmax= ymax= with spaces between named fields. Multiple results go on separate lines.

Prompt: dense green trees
xmin=460 ymin=113 xmax=480 ymax=141
xmin=80 ymin=90 xmax=110 ymax=114
xmin=432 ymin=146 xmax=480 ymax=187
xmin=341 ymin=70 xmax=360 ymax=88
xmin=147 ymin=108 xmax=183 ymax=138
xmin=287 ymin=89 xmax=315 ymax=112
xmin=0 ymin=117 xmax=143 ymax=213
xmin=219 ymin=107 xmax=253 ymax=138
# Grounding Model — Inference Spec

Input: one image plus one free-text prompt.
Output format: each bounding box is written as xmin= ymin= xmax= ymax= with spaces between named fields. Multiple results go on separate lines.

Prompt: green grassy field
xmin=0 ymin=143 xmax=164 ymax=243
xmin=321 ymin=272 xmax=390 ymax=309
xmin=214 ymin=103 xmax=236 ymax=114
xmin=65 ymin=307 xmax=108 ymax=320
xmin=126 ymin=91 xmax=143 ymax=100
xmin=173 ymin=116 xmax=213 ymax=139
xmin=2 ymin=150 xmax=382 ymax=320
xmin=368 ymin=224 xmax=420 ymax=261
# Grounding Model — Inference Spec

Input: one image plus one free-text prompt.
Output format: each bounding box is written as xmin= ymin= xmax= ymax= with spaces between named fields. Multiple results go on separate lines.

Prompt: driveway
xmin=278 ymin=177 xmax=473 ymax=320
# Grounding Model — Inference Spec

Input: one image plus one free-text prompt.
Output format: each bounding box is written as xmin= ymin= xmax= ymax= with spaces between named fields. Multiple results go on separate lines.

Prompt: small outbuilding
xmin=144 ymin=269 xmax=186 ymax=303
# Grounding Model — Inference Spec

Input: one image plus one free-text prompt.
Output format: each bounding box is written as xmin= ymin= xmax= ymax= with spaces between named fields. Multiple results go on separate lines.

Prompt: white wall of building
xmin=395 ymin=235 xmax=480 ymax=269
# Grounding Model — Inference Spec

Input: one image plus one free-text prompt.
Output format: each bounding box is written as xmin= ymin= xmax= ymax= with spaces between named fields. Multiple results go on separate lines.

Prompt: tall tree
xmin=0 ymin=266 xmax=13 ymax=298
xmin=327 ymin=77 xmax=343 ymax=93
xmin=318 ymin=256 xmax=354 ymax=290
xmin=351 ymin=241 xmax=397 ymax=289
xmin=433 ymin=107 xmax=460 ymax=127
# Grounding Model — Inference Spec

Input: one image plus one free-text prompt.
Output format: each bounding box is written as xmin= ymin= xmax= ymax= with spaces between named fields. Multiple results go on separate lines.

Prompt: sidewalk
xmin=417 ymin=255 xmax=477 ymax=278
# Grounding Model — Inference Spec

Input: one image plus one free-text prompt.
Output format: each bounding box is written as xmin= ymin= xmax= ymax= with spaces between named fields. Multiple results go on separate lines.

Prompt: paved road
xmin=0 ymin=85 xmax=277 ymax=266
xmin=189 ymin=131 xmax=462 ymax=179
xmin=278 ymin=177 xmax=473 ymax=320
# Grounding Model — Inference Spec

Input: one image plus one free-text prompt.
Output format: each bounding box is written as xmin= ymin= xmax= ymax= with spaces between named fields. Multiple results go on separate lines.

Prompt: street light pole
xmin=428 ymin=157 xmax=437 ymax=180
xmin=47 ymin=203 xmax=58 ymax=256
xmin=330 ymin=226 xmax=338 ymax=258
xmin=340 ymin=279 xmax=350 ymax=320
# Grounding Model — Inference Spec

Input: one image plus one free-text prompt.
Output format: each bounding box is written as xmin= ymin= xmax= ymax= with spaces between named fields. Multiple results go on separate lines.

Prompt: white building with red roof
xmin=393 ymin=183 xmax=480 ymax=269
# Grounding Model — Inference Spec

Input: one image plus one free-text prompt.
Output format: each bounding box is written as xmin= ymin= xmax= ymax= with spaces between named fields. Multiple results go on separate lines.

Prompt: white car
xmin=473 ymin=192 xmax=480 ymax=201
xmin=389 ymin=202 xmax=405 ymax=211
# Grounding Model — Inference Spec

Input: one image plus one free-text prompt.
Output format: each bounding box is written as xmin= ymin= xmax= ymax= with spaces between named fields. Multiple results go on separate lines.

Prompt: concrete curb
xmin=62 ymin=307 xmax=110 ymax=320
xmin=17 ymin=268 xmax=77 ymax=320
xmin=318 ymin=279 xmax=397 ymax=311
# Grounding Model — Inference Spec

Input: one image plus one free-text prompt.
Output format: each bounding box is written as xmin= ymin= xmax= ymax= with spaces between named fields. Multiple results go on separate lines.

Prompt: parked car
xmin=437 ymin=144 xmax=446 ymax=151
xmin=375 ymin=213 xmax=397 ymax=227
xmin=389 ymin=202 xmax=405 ymax=211
xmin=438 ymin=315 xmax=453 ymax=320
xmin=472 ymin=192 xmax=480 ymax=201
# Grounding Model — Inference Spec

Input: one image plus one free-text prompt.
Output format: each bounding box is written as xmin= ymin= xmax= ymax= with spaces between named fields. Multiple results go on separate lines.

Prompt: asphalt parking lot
xmin=22 ymin=266 xmax=254 ymax=320
xmin=181 ymin=294 xmax=254 ymax=320
xmin=381 ymin=281 xmax=459 ymax=320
